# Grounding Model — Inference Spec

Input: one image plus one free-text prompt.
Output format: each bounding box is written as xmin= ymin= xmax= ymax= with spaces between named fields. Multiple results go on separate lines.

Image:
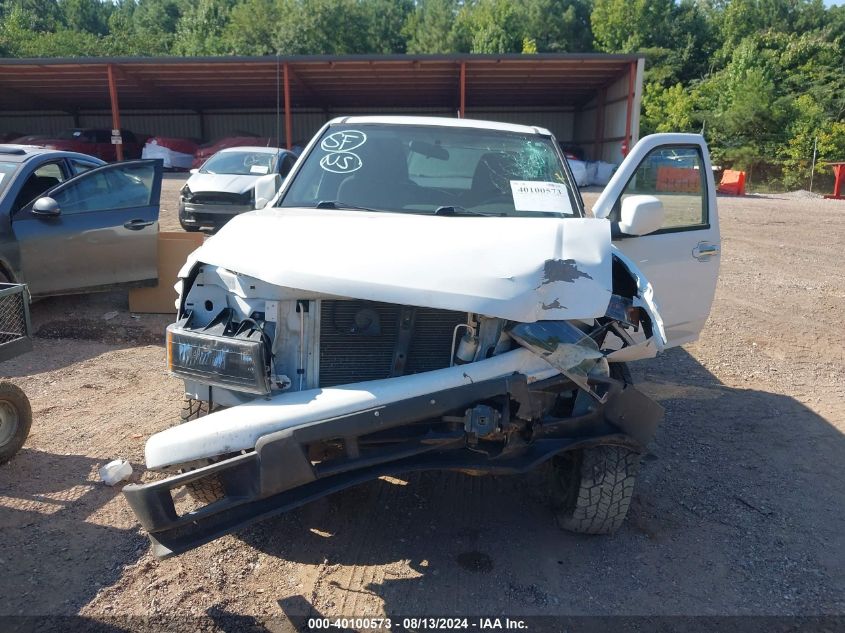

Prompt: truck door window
xmin=616 ymin=146 xmax=708 ymax=231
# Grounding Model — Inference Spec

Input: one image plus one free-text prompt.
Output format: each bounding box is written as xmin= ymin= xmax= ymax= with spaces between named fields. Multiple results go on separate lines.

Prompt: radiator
xmin=318 ymin=300 xmax=467 ymax=387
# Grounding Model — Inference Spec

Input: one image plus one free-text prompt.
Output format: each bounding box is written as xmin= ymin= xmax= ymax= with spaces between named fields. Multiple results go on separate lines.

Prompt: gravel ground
xmin=1 ymin=183 xmax=844 ymax=628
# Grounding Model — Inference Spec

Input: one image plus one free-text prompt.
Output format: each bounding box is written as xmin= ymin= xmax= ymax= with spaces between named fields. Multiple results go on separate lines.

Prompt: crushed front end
xmin=124 ymin=247 xmax=666 ymax=558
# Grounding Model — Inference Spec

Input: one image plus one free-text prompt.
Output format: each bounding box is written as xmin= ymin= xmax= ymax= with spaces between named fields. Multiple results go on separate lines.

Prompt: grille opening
xmin=318 ymin=300 xmax=467 ymax=388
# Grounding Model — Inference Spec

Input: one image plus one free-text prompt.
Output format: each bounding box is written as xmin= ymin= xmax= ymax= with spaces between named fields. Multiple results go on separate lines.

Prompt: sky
xmin=824 ymin=0 xmax=843 ymax=6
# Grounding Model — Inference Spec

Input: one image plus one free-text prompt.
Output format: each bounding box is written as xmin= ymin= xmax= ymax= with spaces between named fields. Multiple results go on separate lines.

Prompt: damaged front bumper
xmin=124 ymin=371 xmax=662 ymax=558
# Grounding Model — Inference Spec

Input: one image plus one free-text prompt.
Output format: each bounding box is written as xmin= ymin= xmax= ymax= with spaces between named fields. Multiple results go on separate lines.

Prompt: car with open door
xmin=0 ymin=145 xmax=162 ymax=295
xmin=123 ymin=117 xmax=720 ymax=558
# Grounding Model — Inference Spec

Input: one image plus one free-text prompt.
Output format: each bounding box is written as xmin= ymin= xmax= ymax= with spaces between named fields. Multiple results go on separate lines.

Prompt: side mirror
xmin=189 ymin=168 xmax=199 ymax=174
xmin=253 ymin=173 xmax=282 ymax=209
xmin=32 ymin=197 xmax=61 ymax=217
xmin=616 ymin=195 xmax=664 ymax=236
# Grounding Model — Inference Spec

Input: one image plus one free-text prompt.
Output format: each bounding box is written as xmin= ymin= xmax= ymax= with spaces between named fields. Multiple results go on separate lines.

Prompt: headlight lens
xmin=180 ymin=184 xmax=192 ymax=201
xmin=166 ymin=324 xmax=270 ymax=394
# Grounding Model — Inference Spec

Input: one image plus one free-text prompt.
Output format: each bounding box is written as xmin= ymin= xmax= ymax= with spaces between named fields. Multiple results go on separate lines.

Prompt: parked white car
xmin=178 ymin=146 xmax=298 ymax=232
xmin=126 ymin=116 xmax=721 ymax=557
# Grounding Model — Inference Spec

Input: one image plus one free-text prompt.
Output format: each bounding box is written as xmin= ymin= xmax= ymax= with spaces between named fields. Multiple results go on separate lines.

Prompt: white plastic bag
xmin=568 ymin=159 xmax=589 ymax=187
xmin=99 ymin=459 xmax=133 ymax=486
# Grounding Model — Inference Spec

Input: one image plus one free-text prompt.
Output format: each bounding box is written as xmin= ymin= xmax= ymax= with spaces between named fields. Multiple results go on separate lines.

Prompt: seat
xmin=336 ymin=138 xmax=416 ymax=209
xmin=14 ymin=175 xmax=61 ymax=212
xmin=463 ymin=152 xmax=519 ymax=206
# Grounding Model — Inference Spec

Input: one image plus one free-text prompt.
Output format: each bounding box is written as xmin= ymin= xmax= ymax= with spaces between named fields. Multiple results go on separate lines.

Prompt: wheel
xmin=179 ymin=398 xmax=225 ymax=503
xmin=550 ymin=444 xmax=640 ymax=534
xmin=0 ymin=382 xmax=32 ymax=465
xmin=549 ymin=362 xmax=640 ymax=534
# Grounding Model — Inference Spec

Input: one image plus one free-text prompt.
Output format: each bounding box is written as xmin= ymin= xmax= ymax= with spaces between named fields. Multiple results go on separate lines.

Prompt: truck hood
xmin=180 ymin=207 xmax=614 ymax=322
xmin=185 ymin=172 xmax=259 ymax=194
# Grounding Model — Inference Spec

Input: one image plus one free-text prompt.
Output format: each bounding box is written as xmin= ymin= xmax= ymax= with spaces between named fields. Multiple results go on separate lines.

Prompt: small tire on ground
xmin=0 ymin=382 xmax=33 ymax=465
xmin=179 ymin=398 xmax=225 ymax=504
xmin=550 ymin=362 xmax=639 ymax=535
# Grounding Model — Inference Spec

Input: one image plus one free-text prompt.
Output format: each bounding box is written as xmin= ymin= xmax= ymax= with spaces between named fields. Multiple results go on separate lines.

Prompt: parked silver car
xmin=178 ymin=146 xmax=297 ymax=232
xmin=0 ymin=145 xmax=162 ymax=296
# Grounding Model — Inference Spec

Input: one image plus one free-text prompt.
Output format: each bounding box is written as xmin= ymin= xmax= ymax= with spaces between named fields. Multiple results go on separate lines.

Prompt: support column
xmin=107 ymin=64 xmax=124 ymax=161
xmin=593 ymin=88 xmax=606 ymax=161
xmin=459 ymin=61 xmax=466 ymax=118
xmin=623 ymin=61 xmax=635 ymax=157
xmin=283 ymin=63 xmax=292 ymax=150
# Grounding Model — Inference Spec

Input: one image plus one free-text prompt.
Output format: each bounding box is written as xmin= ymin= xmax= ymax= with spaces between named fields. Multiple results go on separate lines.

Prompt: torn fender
xmin=178 ymin=208 xmax=613 ymax=323
xmin=608 ymin=247 xmax=667 ymax=360
xmin=145 ymin=348 xmax=559 ymax=469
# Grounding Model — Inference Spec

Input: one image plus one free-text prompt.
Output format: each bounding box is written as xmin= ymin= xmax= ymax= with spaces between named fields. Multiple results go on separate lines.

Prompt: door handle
xmin=123 ymin=219 xmax=155 ymax=230
xmin=692 ymin=241 xmax=720 ymax=261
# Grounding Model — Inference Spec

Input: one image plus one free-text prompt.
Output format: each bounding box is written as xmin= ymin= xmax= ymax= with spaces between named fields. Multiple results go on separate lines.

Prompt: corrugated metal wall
xmin=0 ymin=106 xmax=577 ymax=146
xmin=572 ymin=62 xmax=643 ymax=164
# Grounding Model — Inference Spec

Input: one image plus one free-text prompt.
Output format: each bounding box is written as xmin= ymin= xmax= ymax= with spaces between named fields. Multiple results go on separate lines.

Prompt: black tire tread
xmin=553 ymin=362 xmax=639 ymax=535
xmin=555 ymin=444 xmax=640 ymax=534
xmin=179 ymin=398 xmax=225 ymax=504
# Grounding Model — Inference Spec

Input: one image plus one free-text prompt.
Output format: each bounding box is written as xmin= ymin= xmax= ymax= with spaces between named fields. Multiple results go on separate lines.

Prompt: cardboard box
xmin=129 ymin=232 xmax=204 ymax=314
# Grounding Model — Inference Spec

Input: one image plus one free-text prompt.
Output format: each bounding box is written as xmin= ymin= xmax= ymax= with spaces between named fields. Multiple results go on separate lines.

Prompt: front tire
xmin=550 ymin=362 xmax=640 ymax=534
xmin=551 ymin=444 xmax=640 ymax=534
xmin=0 ymin=382 xmax=32 ymax=465
xmin=179 ymin=398 xmax=225 ymax=503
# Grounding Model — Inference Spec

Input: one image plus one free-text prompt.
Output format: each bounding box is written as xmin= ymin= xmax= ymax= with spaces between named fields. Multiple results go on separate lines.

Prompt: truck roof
xmin=330 ymin=115 xmax=553 ymax=137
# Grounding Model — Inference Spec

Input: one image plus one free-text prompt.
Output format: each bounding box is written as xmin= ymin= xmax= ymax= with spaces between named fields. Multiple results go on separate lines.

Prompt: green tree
xmin=364 ymin=0 xmax=413 ymax=53
xmin=454 ymin=0 xmax=524 ymax=54
xmin=642 ymin=82 xmax=699 ymax=135
xmin=523 ymin=0 xmax=593 ymax=52
xmin=174 ymin=0 xmax=233 ymax=55
xmin=222 ymin=0 xmax=284 ymax=55
xmin=59 ymin=0 xmax=112 ymax=35
xmin=403 ymin=0 xmax=460 ymax=54
xmin=591 ymin=0 xmax=673 ymax=53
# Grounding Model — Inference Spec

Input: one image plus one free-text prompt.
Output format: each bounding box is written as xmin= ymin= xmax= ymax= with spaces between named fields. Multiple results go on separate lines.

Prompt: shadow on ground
xmin=235 ymin=347 xmax=845 ymax=618
xmin=0 ymin=449 xmax=147 ymax=616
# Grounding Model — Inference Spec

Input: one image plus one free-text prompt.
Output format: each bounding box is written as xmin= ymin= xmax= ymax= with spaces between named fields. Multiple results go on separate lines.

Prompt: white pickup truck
xmin=125 ymin=116 xmax=720 ymax=557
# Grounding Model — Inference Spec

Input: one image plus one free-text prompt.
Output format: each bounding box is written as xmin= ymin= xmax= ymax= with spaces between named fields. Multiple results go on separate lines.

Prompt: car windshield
xmin=201 ymin=150 xmax=278 ymax=176
xmin=0 ymin=161 xmax=18 ymax=196
xmin=280 ymin=123 xmax=580 ymax=217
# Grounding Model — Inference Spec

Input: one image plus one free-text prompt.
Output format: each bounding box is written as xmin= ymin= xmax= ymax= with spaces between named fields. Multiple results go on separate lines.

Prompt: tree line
xmin=1 ymin=0 xmax=844 ymax=188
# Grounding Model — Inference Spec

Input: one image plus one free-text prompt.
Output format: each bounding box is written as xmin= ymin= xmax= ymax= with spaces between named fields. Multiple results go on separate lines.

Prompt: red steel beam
xmin=283 ymin=62 xmax=292 ymax=150
xmin=459 ymin=61 xmax=466 ymax=118
xmin=593 ymin=87 xmax=606 ymax=161
xmin=106 ymin=64 xmax=124 ymax=161
xmin=623 ymin=61 xmax=636 ymax=157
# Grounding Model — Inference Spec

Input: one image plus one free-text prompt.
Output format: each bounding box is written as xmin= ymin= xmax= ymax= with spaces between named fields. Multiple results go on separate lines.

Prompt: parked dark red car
xmin=25 ymin=128 xmax=145 ymax=162
xmin=192 ymin=136 xmax=273 ymax=168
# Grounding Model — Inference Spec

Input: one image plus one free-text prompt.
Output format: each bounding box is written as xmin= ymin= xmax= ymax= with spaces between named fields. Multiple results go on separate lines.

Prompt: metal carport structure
xmin=0 ymin=54 xmax=644 ymax=163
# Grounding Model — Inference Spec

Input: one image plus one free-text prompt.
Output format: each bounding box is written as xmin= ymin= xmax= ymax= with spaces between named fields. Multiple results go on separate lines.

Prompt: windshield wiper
xmin=434 ymin=205 xmax=501 ymax=217
xmin=315 ymin=200 xmax=384 ymax=212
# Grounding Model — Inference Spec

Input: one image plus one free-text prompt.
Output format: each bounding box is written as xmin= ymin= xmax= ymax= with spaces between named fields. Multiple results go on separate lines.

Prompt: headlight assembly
xmin=166 ymin=323 xmax=270 ymax=395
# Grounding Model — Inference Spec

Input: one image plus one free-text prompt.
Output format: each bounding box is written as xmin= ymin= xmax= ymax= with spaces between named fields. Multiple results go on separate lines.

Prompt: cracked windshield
xmin=280 ymin=124 xmax=579 ymax=217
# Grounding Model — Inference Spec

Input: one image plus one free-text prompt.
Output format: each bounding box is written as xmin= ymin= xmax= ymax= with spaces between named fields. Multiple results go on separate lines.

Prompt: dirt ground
xmin=1 ymin=177 xmax=844 ymax=629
